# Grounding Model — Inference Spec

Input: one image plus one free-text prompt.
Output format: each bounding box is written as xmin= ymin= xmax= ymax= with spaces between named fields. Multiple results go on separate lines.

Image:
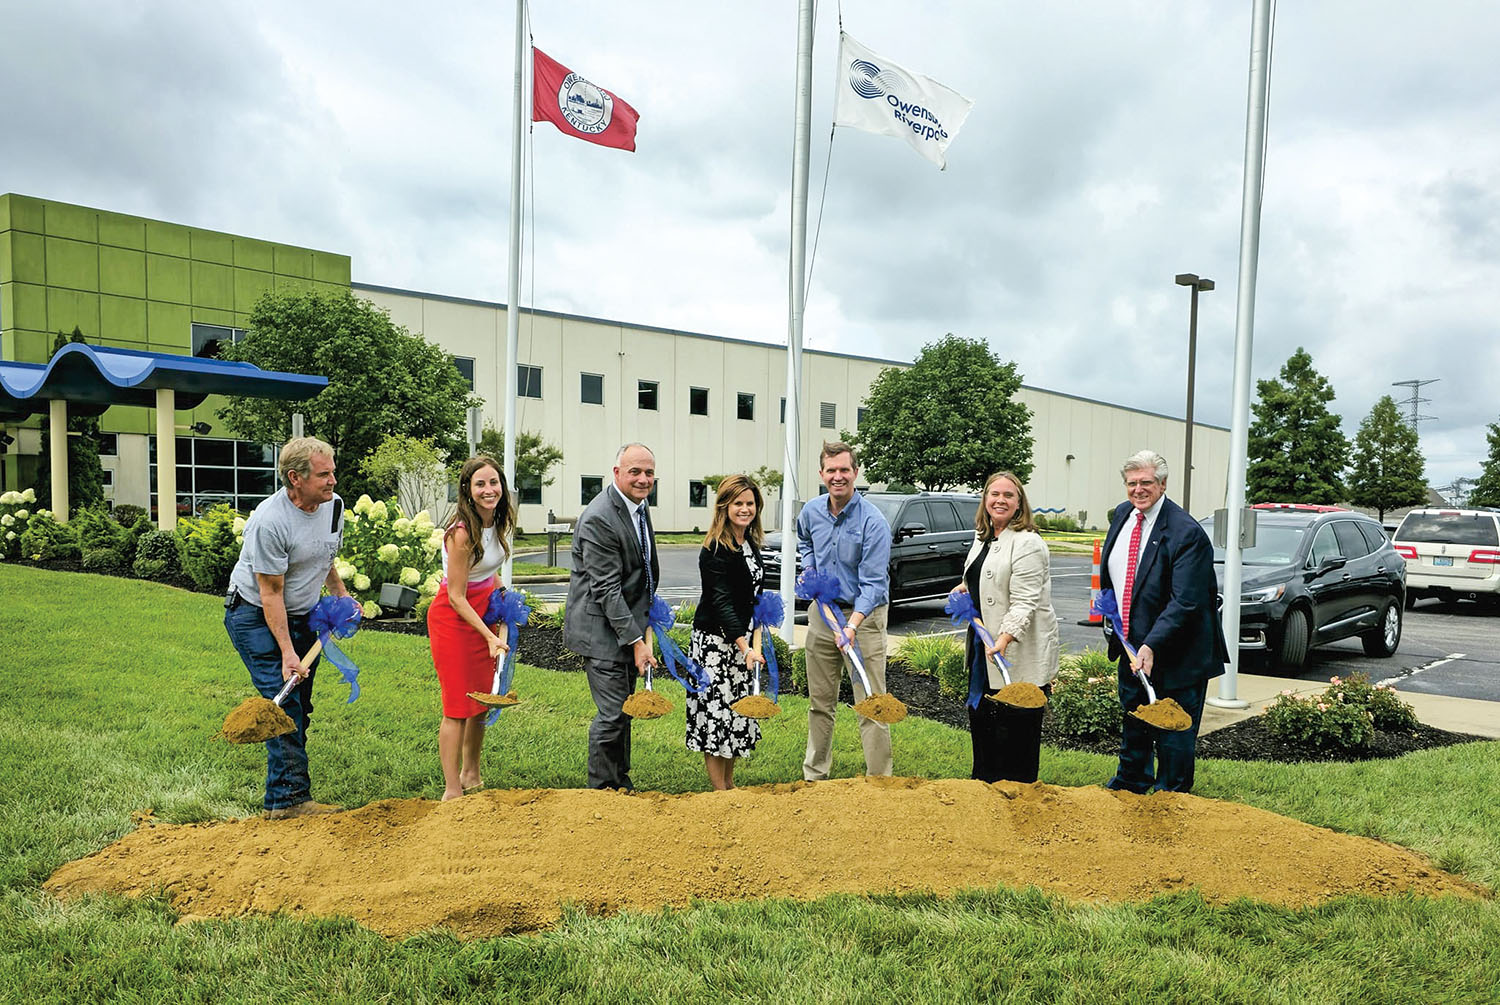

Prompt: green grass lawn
xmin=1 ymin=564 xmax=1497 ymax=1002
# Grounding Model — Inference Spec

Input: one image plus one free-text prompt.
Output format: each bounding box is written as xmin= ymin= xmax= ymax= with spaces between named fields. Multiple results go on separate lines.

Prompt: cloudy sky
xmin=5 ymin=1 xmax=1498 ymax=492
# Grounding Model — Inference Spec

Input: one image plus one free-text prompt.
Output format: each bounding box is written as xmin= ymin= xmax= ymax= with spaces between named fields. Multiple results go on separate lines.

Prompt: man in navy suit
xmin=1099 ymin=450 xmax=1228 ymax=793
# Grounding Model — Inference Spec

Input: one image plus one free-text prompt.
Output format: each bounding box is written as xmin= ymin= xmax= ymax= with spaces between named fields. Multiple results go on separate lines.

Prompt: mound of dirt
xmin=44 ymin=777 xmax=1484 ymax=939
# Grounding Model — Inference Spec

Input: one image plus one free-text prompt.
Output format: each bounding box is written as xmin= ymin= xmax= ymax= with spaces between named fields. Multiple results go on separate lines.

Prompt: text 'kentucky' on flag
xmin=832 ymin=32 xmax=974 ymax=170
xmin=532 ymin=47 xmax=639 ymax=152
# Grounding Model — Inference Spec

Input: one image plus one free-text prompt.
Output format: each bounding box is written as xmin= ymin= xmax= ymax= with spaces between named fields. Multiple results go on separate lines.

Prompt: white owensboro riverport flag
xmin=832 ymin=32 xmax=974 ymax=170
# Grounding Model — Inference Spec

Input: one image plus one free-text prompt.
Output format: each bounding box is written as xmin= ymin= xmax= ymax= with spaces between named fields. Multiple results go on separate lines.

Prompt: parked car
xmin=761 ymin=491 xmax=980 ymax=604
xmin=1393 ymin=507 xmax=1500 ymax=609
xmin=1201 ymin=503 xmax=1405 ymax=670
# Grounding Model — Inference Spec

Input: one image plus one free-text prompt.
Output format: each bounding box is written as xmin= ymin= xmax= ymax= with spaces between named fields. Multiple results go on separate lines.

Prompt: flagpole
xmin=779 ymin=0 xmax=815 ymax=644
xmin=1210 ymin=0 xmax=1273 ymax=711
xmin=502 ymin=0 xmax=525 ymax=585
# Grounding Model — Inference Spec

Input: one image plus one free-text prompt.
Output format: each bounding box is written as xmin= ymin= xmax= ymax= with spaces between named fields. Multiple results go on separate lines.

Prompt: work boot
xmin=264 ymin=799 xmax=341 ymax=820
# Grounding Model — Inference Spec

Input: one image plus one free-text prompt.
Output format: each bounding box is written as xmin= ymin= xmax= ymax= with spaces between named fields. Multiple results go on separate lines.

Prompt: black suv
xmin=761 ymin=491 xmax=980 ymax=604
xmin=1201 ymin=503 xmax=1406 ymax=670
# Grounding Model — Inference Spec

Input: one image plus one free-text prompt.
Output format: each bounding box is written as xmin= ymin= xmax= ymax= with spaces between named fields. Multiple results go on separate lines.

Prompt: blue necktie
xmin=638 ymin=506 xmax=653 ymax=596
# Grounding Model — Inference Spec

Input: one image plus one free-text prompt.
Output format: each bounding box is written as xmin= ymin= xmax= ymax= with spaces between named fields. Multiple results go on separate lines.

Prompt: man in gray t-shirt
xmin=223 ymin=436 xmax=350 ymax=819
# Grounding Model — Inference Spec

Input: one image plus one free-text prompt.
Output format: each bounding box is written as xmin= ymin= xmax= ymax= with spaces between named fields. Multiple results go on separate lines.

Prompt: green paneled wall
xmin=0 ymin=193 xmax=352 ymax=428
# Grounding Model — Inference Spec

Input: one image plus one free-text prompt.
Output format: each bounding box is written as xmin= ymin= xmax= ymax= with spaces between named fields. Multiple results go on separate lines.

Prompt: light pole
xmin=1175 ymin=273 xmax=1214 ymax=515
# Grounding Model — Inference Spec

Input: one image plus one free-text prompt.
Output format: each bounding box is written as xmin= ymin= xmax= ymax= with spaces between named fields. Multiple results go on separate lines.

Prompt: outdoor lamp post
xmin=1174 ymin=273 xmax=1214 ymax=515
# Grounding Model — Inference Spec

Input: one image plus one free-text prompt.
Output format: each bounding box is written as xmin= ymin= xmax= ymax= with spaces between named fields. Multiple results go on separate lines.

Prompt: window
xmin=581 ymin=372 xmax=604 ymax=405
xmin=1357 ymin=521 xmax=1390 ymax=552
xmin=648 ymin=483 xmax=659 ymax=507
xmin=820 ymin=402 xmax=837 ymax=428
xmin=737 ymin=393 xmax=755 ymax=420
xmin=517 ymin=364 xmax=542 ymax=399
xmin=638 ymin=380 xmax=659 ymax=410
xmin=148 ymin=435 xmax=279 ymax=516
xmin=689 ymin=481 xmax=708 ymax=508
xmin=97 ymin=433 xmax=118 ymax=456
xmin=856 ymin=407 xmax=869 ymax=429
xmin=581 ymin=476 xmax=604 ymax=505
xmin=452 ymin=356 xmax=475 ymax=391
xmin=690 ymin=387 xmax=709 ymax=416
xmin=925 ymin=501 xmax=961 ymax=532
xmin=1332 ymin=521 xmax=1372 ymax=560
xmin=190 ymin=322 xmax=246 ymax=358
xmin=780 ymin=397 xmax=787 ymax=423
xmin=518 ymin=474 xmax=542 ymax=505
xmin=1307 ymin=524 xmax=1342 ymax=567
xmin=101 ymin=468 xmax=114 ymax=488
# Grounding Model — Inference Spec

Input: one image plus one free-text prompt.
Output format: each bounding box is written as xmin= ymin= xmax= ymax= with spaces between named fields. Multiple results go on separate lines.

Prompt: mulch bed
xmin=372 ymin=621 xmax=1489 ymax=764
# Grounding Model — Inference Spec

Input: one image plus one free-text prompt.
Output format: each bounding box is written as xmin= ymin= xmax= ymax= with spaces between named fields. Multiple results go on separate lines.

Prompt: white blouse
xmin=441 ymin=524 xmax=504 ymax=583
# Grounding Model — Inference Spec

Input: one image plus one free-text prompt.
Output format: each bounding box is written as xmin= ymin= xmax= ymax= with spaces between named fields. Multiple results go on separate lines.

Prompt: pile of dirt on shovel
xmin=44 ymin=777 xmax=1486 ymax=940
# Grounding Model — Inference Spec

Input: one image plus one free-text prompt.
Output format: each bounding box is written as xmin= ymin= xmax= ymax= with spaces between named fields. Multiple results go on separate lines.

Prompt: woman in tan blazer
xmin=955 ymin=471 xmax=1060 ymax=782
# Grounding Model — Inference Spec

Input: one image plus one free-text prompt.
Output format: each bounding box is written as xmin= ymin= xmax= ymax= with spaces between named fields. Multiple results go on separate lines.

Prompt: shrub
xmin=891 ymin=633 xmax=963 ymax=675
xmin=1264 ymin=691 xmax=1374 ymax=752
xmin=81 ymin=546 xmax=128 ymax=573
xmin=673 ymin=601 xmax=697 ymax=625
xmin=1324 ymin=673 xmax=1420 ymax=732
xmin=19 ymin=510 xmax=81 ymax=562
xmin=339 ymin=495 xmax=443 ymax=609
xmin=112 ymin=503 xmax=147 ymax=525
xmin=1035 ymin=512 xmax=1081 ymax=532
xmin=175 ymin=504 xmax=242 ymax=591
xmin=934 ymin=647 xmax=969 ymax=699
xmin=1049 ymin=649 xmax=1122 ymax=740
xmin=73 ymin=505 xmax=132 ymax=556
xmin=0 ymin=489 xmax=42 ymax=560
xmin=789 ymin=647 xmax=807 ymax=694
xmin=133 ymin=529 xmax=182 ymax=580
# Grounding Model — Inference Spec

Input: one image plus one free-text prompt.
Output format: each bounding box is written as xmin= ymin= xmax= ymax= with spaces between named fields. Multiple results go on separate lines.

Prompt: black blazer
xmin=692 ymin=540 xmax=761 ymax=643
xmin=1098 ymin=496 xmax=1229 ymax=690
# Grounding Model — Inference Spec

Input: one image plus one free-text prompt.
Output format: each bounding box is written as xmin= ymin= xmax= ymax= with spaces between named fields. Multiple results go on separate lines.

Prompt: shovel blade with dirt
xmin=220 ymin=640 xmax=323 ymax=744
xmin=819 ymin=605 xmax=907 ymax=724
xmin=1127 ymin=665 xmax=1192 ymax=732
xmin=730 ymin=626 xmax=781 ymax=719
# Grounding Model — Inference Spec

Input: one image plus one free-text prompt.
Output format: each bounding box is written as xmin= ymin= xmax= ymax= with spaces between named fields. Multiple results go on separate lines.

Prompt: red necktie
xmin=1121 ymin=511 xmax=1145 ymax=640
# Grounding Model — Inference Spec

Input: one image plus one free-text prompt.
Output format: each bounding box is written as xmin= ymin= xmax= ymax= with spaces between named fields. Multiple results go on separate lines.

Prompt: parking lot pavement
xmin=518 ymin=546 xmax=1500 ymax=710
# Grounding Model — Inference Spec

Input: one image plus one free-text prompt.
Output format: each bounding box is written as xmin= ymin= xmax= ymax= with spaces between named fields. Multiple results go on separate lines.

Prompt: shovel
xmin=622 ymin=662 xmax=673 ymax=719
xmin=730 ymin=626 xmax=781 ymax=719
xmin=1126 ymin=663 xmax=1191 ymax=732
xmin=468 ymin=651 xmax=520 ymax=709
xmin=820 ymin=603 xmax=907 ymax=724
xmin=220 ymin=640 xmax=323 ymax=744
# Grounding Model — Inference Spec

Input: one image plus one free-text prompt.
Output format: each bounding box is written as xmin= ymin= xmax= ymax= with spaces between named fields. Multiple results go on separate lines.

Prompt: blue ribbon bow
xmin=648 ymin=595 xmax=710 ymax=693
xmin=944 ymin=589 xmax=1013 ymax=708
xmin=751 ymin=591 xmax=785 ymax=702
xmin=796 ymin=569 xmax=867 ymax=668
xmin=308 ymin=595 xmax=363 ymax=703
xmin=480 ymin=588 xmax=531 ymax=725
xmin=1090 ymin=588 xmax=1139 ymax=662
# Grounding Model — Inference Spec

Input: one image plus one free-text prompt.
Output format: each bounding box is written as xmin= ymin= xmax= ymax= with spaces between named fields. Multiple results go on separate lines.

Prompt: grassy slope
xmin=1 ymin=564 xmax=1497 ymax=1002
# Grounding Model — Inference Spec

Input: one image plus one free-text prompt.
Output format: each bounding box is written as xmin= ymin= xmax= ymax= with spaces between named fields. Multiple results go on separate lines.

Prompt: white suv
xmin=1393 ymin=508 xmax=1500 ymax=609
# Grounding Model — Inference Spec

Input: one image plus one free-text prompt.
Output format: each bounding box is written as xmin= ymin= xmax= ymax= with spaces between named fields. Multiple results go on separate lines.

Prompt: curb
xmin=514 ymin=574 xmax=570 ymax=584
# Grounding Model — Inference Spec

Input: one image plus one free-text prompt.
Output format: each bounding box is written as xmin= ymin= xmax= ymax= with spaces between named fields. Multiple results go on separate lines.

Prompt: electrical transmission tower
xmin=1391 ymin=378 xmax=1438 ymax=428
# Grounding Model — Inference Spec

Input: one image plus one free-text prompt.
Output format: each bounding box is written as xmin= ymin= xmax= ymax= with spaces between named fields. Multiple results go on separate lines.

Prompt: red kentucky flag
xmin=532 ymin=47 xmax=639 ymax=152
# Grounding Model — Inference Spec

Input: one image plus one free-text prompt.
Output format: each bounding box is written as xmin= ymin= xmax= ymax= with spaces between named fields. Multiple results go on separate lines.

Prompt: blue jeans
xmin=1107 ymin=668 xmax=1208 ymax=794
xmin=224 ymin=600 xmax=321 ymax=811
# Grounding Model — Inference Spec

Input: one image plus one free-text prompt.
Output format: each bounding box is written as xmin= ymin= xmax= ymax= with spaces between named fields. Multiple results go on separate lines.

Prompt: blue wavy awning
xmin=0 ymin=343 xmax=327 ymax=421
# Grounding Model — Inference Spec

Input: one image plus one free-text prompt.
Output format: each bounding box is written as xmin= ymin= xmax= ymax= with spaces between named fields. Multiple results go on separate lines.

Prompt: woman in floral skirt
xmin=686 ymin=474 xmax=768 ymax=790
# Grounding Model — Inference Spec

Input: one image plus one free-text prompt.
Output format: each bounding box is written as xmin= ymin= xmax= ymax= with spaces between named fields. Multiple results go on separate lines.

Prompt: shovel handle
xmin=1134 ymin=665 xmax=1159 ymax=705
xmin=971 ymin=617 xmax=1013 ymax=686
xmin=273 ymin=639 xmax=323 ymax=706
xmin=750 ymin=626 xmax=763 ymax=696
xmin=822 ymin=603 xmax=874 ymax=695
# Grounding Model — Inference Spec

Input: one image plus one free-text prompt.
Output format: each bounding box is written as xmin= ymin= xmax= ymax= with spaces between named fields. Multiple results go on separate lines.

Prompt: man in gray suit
xmin=563 ymin=442 xmax=661 ymax=790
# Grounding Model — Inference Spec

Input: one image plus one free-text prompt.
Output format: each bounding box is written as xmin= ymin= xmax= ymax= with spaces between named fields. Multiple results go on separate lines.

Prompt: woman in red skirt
xmin=427 ymin=454 xmax=516 ymax=800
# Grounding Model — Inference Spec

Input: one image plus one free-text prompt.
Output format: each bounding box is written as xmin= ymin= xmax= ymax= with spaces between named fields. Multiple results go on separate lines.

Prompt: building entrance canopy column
xmin=0 ymin=343 xmax=326 ymax=529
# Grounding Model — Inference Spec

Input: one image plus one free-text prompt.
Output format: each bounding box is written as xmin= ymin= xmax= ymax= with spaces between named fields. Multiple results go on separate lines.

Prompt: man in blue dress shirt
xmin=796 ymin=442 xmax=894 ymax=779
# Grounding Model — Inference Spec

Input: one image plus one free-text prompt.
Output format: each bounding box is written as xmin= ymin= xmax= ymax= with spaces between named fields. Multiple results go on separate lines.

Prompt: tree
xmin=218 ymin=289 xmax=479 ymax=501
xmin=1470 ymin=421 xmax=1500 ymax=508
xmin=477 ymin=426 xmax=564 ymax=496
xmin=1247 ymin=348 xmax=1349 ymax=505
xmin=360 ymin=434 xmax=453 ymax=518
xmin=846 ymin=334 xmax=1032 ymax=491
xmin=1346 ymin=396 xmax=1427 ymax=520
xmin=32 ymin=329 xmax=106 ymax=513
